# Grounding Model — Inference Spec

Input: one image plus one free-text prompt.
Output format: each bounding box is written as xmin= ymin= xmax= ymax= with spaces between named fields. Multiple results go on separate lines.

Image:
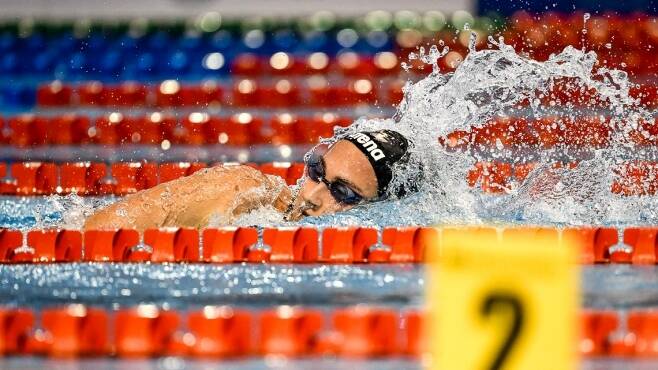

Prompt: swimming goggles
xmin=305 ymin=152 xmax=364 ymax=205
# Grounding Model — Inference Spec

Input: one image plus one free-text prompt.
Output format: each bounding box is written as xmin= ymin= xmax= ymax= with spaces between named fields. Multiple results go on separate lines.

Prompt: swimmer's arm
xmin=83 ymin=165 xmax=291 ymax=231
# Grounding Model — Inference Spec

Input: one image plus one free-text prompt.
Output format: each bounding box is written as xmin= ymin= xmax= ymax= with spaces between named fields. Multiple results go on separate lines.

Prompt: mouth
xmin=283 ymin=187 xmax=315 ymax=221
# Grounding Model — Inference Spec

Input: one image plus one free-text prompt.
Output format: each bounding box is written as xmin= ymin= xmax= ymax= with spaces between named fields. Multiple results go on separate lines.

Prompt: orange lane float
xmin=0 ymin=226 xmax=655 ymax=265
xmin=0 ymin=305 xmax=656 ymax=358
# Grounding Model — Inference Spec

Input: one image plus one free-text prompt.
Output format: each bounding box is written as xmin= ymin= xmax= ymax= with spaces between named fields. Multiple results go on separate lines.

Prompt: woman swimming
xmin=83 ymin=129 xmax=418 ymax=231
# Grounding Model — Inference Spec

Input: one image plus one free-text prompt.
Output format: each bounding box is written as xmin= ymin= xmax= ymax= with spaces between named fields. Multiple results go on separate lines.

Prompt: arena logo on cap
xmin=348 ymin=133 xmax=386 ymax=161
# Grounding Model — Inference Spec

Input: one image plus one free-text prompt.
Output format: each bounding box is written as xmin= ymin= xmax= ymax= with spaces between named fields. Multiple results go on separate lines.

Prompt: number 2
xmin=480 ymin=293 xmax=524 ymax=370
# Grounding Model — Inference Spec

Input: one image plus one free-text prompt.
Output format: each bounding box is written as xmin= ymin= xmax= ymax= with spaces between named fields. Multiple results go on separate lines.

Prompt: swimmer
xmin=83 ymin=130 xmax=420 ymax=231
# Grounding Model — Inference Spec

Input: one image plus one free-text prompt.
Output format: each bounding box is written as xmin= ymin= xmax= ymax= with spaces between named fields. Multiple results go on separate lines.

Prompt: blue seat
xmin=0 ymin=32 xmax=16 ymax=52
xmin=1 ymin=84 xmax=35 ymax=107
xmin=32 ymin=51 xmax=56 ymax=75
xmin=209 ymin=30 xmax=235 ymax=51
xmin=23 ymin=34 xmax=46 ymax=52
xmin=161 ymin=50 xmax=191 ymax=76
xmin=0 ymin=53 xmax=20 ymax=74
xmin=272 ymin=30 xmax=299 ymax=53
xmin=146 ymin=31 xmax=171 ymax=52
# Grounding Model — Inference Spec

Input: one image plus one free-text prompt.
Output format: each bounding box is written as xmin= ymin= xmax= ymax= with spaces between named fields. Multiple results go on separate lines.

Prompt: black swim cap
xmin=343 ymin=129 xmax=421 ymax=199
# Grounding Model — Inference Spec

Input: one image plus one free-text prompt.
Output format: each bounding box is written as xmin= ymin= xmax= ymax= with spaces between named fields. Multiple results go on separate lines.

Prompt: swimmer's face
xmin=288 ymin=140 xmax=378 ymax=220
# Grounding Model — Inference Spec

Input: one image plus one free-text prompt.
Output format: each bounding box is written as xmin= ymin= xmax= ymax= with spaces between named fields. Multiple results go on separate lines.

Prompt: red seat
xmin=259 ymin=162 xmax=292 ymax=183
xmin=118 ymin=113 xmax=176 ymax=145
xmin=260 ymin=307 xmax=323 ymax=356
xmin=8 ymin=114 xmax=47 ymax=147
xmin=262 ymin=227 xmax=319 ymax=263
xmin=111 ymin=162 xmax=158 ymax=195
xmin=159 ymin=162 xmax=207 ymax=183
xmin=77 ymin=81 xmax=105 ymax=106
xmin=482 ymin=162 xmax=513 ymax=193
xmin=104 ymin=82 xmax=148 ymax=107
xmin=155 ymin=80 xmax=183 ymax=107
xmin=230 ymin=53 xmax=264 ymax=76
xmin=344 ymin=79 xmax=378 ymax=105
xmin=0 ymin=116 xmax=7 ymax=144
xmin=297 ymin=113 xmax=333 ymax=144
xmin=321 ymin=227 xmax=378 ymax=263
xmin=260 ymin=80 xmax=301 ymax=107
xmin=219 ymin=113 xmax=262 ymax=145
xmin=373 ymin=51 xmax=400 ymax=75
xmin=0 ymin=163 xmax=19 ymax=194
xmin=188 ymin=306 xmax=252 ymax=357
xmin=180 ymin=112 xmax=213 ymax=145
xmin=60 ymin=162 xmax=108 ymax=195
xmin=631 ymin=84 xmax=658 ymax=108
xmin=36 ymin=81 xmax=72 ymax=106
xmin=564 ymin=116 xmax=610 ymax=148
xmin=180 ymin=81 xmax=223 ymax=107
xmin=303 ymin=52 xmax=330 ymax=74
xmin=268 ymin=52 xmax=301 ymax=75
xmin=202 ymin=227 xmax=258 ymax=263
xmin=49 ymin=114 xmax=91 ymax=145
xmin=306 ymin=76 xmax=338 ymax=107
xmin=232 ymin=79 xmax=261 ymax=106
xmin=386 ymin=79 xmax=406 ymax=106
xmin=612 ymin=161 xmax=658 ymax=196
xmin=11 ymin=162 xmax=58 ymax=195
xmin=513 ymin=162 xmax=537 ymax=181
xmin=332 ymin=307 xmax=398 ymax=357
xmin=288 ymin=163 xmax=305 ymax=185
xmin=267 ymin=113 xmax=299 ymax=144
xmin=93 ymin=113 xmax=129 ymax=145
xmin=337 ymin=52 xmax=375 ymax=77
xmin=438 ymin=51 xmax=465 ymax=72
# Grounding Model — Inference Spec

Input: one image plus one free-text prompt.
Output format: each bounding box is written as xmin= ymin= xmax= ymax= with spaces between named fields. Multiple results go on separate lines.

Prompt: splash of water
xmin=299 ymin=35 xmax=654 ymax=227
xmin=8 ymin=35 xmax=657 ymax=229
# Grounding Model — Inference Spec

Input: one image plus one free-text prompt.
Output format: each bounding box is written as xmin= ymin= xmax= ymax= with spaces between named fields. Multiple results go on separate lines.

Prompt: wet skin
xmin=83 ymin=139 xmax=378 ymax=231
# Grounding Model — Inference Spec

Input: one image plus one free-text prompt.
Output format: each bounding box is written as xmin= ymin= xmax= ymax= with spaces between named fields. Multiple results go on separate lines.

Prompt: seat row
xmin=400 ymin=14 xmax=658 ymax=53
xmin=36 ymin=77 xmax=406 ymax=108
xmin=1 ymin=226 xmax=658 ymax=265
xmin=442 ymin=115 xmax=658 ymax=151
xmin=4 ymin=160 xmax=658 ymax=197
xmin=4 ymin=113 xmax=658 ymax=150
xmin=0 ymin=304 xmax=421 ymax=358
xmin=1 ymin=303 xmax=658 ymax=358
xmin=467 ymin=161 xmax=658 ymax=197
xmin=6 ymin=113 xmax=658 ymax=150
xmin=0 ymin=162 xmax=305 ymax=195
xmin=36 ymin=78 xmax=658 ymax=110
xmin=1 ymin=112 xmax=353 ymax=147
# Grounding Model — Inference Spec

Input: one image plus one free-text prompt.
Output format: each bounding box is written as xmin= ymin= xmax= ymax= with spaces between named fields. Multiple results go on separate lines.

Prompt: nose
xmin=302 ymin=178 xmax=330 ymax=210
